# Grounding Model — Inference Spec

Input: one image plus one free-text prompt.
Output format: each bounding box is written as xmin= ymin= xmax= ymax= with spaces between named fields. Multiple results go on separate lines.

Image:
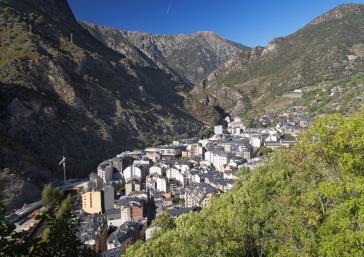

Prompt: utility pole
xmin=70 ymin=33 xmax=73 ymax=44
xmin=59 ymin=156 xmax=66 ymax=184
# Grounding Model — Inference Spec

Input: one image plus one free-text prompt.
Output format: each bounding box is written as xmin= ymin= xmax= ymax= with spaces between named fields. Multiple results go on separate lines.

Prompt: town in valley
xmin=6 ymin=108 xmax=309 ymax=257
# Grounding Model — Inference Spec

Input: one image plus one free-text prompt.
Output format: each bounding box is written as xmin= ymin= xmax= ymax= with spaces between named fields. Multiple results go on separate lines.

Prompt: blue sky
xmin=68 ymin=0 xmax=364 ymax=47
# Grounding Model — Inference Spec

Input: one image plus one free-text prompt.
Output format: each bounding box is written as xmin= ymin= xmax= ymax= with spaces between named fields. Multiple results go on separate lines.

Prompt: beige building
xmin=82 ymin=191 xmax=103 ymax=214
xmin=82 ymin=185 xmax=114 ymax=214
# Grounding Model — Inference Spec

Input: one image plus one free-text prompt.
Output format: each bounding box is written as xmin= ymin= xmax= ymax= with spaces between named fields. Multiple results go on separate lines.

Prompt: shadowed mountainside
xmin=0 ymin=0 xmax=220 ymax=208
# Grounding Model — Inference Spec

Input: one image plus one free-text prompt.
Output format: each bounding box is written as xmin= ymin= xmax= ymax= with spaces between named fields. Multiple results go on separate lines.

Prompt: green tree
xmin=258 ymin=146 xmax=273 ymax=156
xmin=33 ymin=197 xmax=96 ymax=257
xmin=41 ymin=184 xmax=64 ymax=208
xmin=152 ymin=211 xmax=176 ymax=232
xmin=0 ymin=201 xmax=16 ymax=257
xmin=0 ymin=202 xmax=35 ymax=257
xmin=199 ymin=127 xmax=213 ymax=139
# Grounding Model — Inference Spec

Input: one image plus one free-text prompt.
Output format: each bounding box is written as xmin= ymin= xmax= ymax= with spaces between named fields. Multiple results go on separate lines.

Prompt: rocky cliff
xmin=83 ymin=24 xmax=249 ymax=86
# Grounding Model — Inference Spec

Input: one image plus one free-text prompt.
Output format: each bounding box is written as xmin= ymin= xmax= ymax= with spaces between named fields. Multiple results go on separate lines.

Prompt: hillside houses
xmin=75 ymin=114 xmax=305 ymax=255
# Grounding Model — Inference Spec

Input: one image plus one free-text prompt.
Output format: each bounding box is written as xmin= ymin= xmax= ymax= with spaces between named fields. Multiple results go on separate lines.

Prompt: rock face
xmin=0 ymin=0 xmax=220 ymax=207
xmin=193 ymin=4 xmax=364 ymax=116
xmin=307 ymin=3 xmax=364 ymax=26
xmin=83 ymin=24 xmax=249 ymax=86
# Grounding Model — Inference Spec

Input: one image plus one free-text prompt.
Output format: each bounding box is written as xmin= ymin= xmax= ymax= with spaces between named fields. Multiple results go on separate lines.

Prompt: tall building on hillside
xmin=82 ymin=184 xmax=114 ymax=214
xmin=82 ymin=191 xmax=103 ymax=214
xmin=214 ymin=125 xmax=223 ymax=135
xmin=156 ymin=177 xmax=169 ymax=193
xmin=97 ymin=162 xmax=113 ymax=183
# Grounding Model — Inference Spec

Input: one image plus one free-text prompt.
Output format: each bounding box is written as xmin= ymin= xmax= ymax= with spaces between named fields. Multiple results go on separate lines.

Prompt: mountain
xmin=193 ymin=4 xmax=364 ymax=118
xmin=0 ymin=0 xmax=219 ymax=208
xmin=83 ymin=23 xmax=249 ymax=85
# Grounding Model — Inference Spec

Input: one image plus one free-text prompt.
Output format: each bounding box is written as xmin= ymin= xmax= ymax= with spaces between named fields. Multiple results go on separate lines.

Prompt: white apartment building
xmin=237 ymin=144 xmax=253 ymax=159
xmin=97 ymin=162 xmax=113 ymax=183
xmin=166 ymin=167 xmax=180 ymax=180
xmin=156 ymin=177 xmax=168 ymax=192
xmin=212 ymin=152 xmax=230 ymax=171
xmin=149 ymin=165 xmax=164 ymax=176
xmin=159 ymin=146 xmax=182 ymax=157
xmin=175 ymin=173 xmax=187 ymax=187
xmin=123 ymin=165 xmax=142 ymax=181
xmin=204 ymin=151 xmax=213 ymax=163
xmin=214 ymin=125 xmax=223 ymax=135
xmin=187 ymin=143 xmax=204 ymax=157
xmin=250 ymin=135 xmax=262 ymax=148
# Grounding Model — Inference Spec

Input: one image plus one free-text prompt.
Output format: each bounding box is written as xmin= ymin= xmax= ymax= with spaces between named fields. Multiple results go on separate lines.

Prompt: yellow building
xmin=82 ymin=191 xmax=102 ymax=214
xmin=82 ymin=184 xmax=114 ymax=214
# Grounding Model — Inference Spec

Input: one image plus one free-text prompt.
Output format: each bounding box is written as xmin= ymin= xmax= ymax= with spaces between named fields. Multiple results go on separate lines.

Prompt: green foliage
xmin=198 ymin=127 xmax=213 ymax=139
xmin=258 ymin=146 xmax=273 ymax=156
xmin=0 ymin=201 xmax=16 ymax=256
xmin=33 ymin=199 xmax=96 ymax=257
xmin=42 ymin=195 xmax=72 ymax=242
xmin=0 ymin=202 xmax=37 ymax=257
xmin=41 ymin=184 xmax=64 ymax=208
xmin=124 ymin=108 xmax=364 ymax=257
xmin=152 ymin=212 xmax=176 ymax=232
xmin=55 ymin=195 xmax=72 ymax=219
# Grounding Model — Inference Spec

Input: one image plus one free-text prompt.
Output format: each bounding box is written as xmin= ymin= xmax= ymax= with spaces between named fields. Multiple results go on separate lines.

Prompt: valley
xmin=1 ymin=1 xmax=364 ymax=257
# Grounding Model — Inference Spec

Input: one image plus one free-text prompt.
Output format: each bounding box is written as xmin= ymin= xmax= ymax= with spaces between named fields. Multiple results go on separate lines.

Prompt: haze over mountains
xmin=0 ymin=0 xmax=364 ymax=208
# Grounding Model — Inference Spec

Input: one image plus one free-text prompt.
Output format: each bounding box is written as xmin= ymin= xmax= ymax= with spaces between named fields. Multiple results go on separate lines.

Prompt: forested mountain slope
xmin=126 ymin=108 xmax=364 ymax=257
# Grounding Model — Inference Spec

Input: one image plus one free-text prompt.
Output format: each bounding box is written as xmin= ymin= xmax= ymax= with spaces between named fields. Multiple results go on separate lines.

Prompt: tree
xmin=41 ymin=184 xmax=64 ymax=208
xmin=33 ymin=197 xmax=96 ymax=257
xmin=258 ymin=146 xmax=273 ymax=156
xmin=152 ymin=211 xmax=176 ymax=232
xmin=41 ymin=195 xmax=73 ymax=242
xmin=198 ymin=127 xmax=213 ymax=139
xmin=0 ymin=202 xmax=34 ymax=257
xmin=1 ymin=196 xmax=95 ymax=257
xmin=0 ymin=201 xmax=16 ymax=257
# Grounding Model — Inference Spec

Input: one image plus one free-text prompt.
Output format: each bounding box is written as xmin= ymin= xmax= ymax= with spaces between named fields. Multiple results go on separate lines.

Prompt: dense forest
xmin=125 ymin=108 xmax=364 ymax=257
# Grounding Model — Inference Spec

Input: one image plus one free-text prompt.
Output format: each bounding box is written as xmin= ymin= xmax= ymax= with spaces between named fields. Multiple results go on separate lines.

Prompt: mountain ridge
xmin=83 ymin=23 xmax=249 ymax=85
xmin=192 ymin=3 xmax=364 ymax=118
